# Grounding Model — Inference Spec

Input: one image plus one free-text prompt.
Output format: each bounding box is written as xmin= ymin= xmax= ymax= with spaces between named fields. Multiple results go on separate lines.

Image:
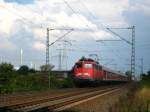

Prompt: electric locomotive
xmin=72 ymin=57 xmax=127 ymax=85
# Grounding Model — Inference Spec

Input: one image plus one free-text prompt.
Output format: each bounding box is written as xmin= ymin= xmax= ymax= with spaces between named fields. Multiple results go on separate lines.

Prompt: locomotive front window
xmin=84 ymin=64 xmax=92 ymax=68
xmin=75 ymin=63 xmax=82 ymax=68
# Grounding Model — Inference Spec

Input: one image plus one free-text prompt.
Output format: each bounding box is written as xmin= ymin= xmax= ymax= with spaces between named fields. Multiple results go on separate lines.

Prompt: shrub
xmin=18 ymin=65 xmax=29 ymax=75
xmin=40 ymin=64 xmax=54 ymax=72
xmin=0 ymin=63 xmax=15 ymax=93
xmin=0 ymin=62 xmax=14 ymax=73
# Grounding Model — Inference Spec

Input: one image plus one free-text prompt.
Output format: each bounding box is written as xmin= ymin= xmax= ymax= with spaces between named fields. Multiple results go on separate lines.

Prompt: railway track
xmin=0 ymin=88 xmax=87 ymax=107
xmin=0 ymin=84 xmax=126 ymax=112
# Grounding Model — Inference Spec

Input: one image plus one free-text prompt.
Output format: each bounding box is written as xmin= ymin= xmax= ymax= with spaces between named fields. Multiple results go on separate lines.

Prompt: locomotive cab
xmin=73 ymin=61 xmax=94 ymax=82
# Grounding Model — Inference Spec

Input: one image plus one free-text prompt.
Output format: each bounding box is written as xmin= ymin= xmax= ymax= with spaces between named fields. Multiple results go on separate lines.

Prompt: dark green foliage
xmin=141 ymin=69 xmax=150 ymax=80
xmin=125 ymin=70 xmax=132 ymax=80
xmin=29 ymin=68 xmax=36 ymax=73
xmin=0 ymin=62 xmax=14 ymax=73
xmin=40 ymin=64 xmax=54 ymax=72
xmin=147 ymin=70 xmax=150 ymax=76
xmin=13 ymin=74 xmax=49 ymax=91
xmin=48 ymin=73 xmax=75 ymax=89
xmin=0 ymin=63 xmax=74 ymax=94
xmin=0 ymin=63 xmax=16 ymax=93
xmin=139 ymin=69 xmax=150 ymax=88
xmin=18 ymin=65 xmax=29 ymax=75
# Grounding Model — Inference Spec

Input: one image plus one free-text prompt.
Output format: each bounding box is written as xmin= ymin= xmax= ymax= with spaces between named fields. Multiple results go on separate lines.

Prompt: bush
xmin=0 ymin=63 xmax=15 ymax=93
xmin=18 ymin=65 xmax=29 ymax=75
xmin=29 ymin=68 xmax=36 ymax=73
xmin=0 ymin=63 xmax=74 ymax=94
xmin=0 ymin=63 xmax=14 ymax=73
xmin=49 ymin=74 xmax=74 ymax=89
xmin=40 ymin=64 xmax=54 ymax=72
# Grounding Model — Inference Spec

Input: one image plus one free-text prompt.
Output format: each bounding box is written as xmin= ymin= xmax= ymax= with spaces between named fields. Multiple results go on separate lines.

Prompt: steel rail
xmin=1 ymin=84 xmax=126 ymax=112
xmin=2 ymin=86 xmax=111 ymax=111
xmin=19 ymin=85 xmax=124 ymax=112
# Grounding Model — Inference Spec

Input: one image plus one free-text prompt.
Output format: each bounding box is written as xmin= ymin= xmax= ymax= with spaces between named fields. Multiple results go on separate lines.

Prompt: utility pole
xmin=46 ymin=28 xmax=51 ymax=88
xmin=58 ymin=48 xmax=62 ymax=70
xmin=140 ymin=58 xmax=143 ymax=75
xmin=131 ymin=26 xmax=135 ymax=80
xmin=141 ymin=58 xmax=143 ymax=75
xmin=46 ymin=28 xmax=74 ymax=66
xmin=106 ymin=26 xmax=135 ymax=80
xmin=20 ymin=48 xmax=23 ymax=66
xmin=30 ymin=61 xmax=33 ymax=68
xmin=46 ymin=28 xmax=50 ymax=66
xmin=57 ymin=40 xmax=73 ymax=71
xmin=45 ymin=27 xmax=74 ymax=88
xmin=139 ymin=58 xmax=143 ymax=80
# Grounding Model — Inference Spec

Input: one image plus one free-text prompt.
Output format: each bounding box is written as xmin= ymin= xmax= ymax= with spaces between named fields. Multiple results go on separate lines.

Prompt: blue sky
xmin=0 ymin=0 xmax=150 ymax=77
xmin=4 ymin=0 xmax=33 ymax=4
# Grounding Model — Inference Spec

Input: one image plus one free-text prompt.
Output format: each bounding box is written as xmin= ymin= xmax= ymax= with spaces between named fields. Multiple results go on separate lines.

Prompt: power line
xmin=63 ymin=0 xmax=101 ymax=40
xmin=46 ymin=28 xmax=74 ymax=66
xmin=0 ymin=4 xmax=42 ymax=28
xmin=78 ymin=0 xmax=105 ymax=30
xmin=106 ymin=26 xmax=136 ymax=79
xmin=71 ymin=0 xmax=130 ymax=67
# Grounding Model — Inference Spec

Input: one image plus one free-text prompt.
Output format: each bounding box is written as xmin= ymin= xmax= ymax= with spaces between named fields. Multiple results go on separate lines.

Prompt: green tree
xmin=0 ymin=63 xmax=15 ymax=93
xmin=18 ymin=65 xmax=29 ymax=75
xmin=29 ymin=68 xmax=36 ymax=73
xmin=0 ymin=62 xmax=14 ymax=73
xmin=125 ymin=70 xmax=132 ymax=80
xmin=141 ymin=73 xmax=147 ymax=80
xmin=40 ymin=64 xmax=54 ymax=72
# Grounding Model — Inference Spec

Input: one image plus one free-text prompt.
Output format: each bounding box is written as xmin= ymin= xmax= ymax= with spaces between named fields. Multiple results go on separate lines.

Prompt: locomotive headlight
xmin=77 ymin=73 xmax=81 ymax=76
xmin=83 ymin=73 xmax=89 ymax=75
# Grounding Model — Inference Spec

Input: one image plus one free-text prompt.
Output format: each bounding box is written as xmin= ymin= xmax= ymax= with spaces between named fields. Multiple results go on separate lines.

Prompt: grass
xmin=109 ymin=81 xmax=150 ymax=112
xmin=0 ymin=73 xmax=75 ymax=94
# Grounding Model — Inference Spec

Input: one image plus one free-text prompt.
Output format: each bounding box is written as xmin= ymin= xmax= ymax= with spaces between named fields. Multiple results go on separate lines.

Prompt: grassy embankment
xmin=0 ymin=72 xmax=75 ymax=94
xmin=109 ymin=80 xmax=150 ymax=112
xmin=0 ymin=63 xmax=75 ymax=94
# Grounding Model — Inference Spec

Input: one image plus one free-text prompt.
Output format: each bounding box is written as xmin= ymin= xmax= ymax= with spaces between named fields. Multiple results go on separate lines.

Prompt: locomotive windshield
xmin=75 ymin=63 xmax=82 ymax=68
xmin=84 ymin=64 xmax=92 ymax=68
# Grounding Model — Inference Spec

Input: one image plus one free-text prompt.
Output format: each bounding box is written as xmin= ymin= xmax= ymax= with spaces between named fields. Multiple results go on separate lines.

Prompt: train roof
xmin=77 ymin=57 xmax=99 ymax=64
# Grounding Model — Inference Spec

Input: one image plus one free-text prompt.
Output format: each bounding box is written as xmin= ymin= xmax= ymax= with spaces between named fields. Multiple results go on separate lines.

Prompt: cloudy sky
xmin=0 ymin=0 xmax=150 ymax=75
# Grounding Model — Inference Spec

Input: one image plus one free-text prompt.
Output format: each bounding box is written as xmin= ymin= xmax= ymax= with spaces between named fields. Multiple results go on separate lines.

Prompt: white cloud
xmin=33 ymin=28 xmax=45 ymax=41
xmin=0 ymin=36 xmax=16 ymax=50
xmin=0 ymin=6 xmax=17 ymax=35
xmin=1 ymin=0 xmax=144 ymax=51
xmin=53 ymin=12 xmax=97 ymax=29
xmin=130 ymin=0 xmax=150 ymax=16
xmin=33 ymin=41 xmax=45 ymax=51
xmin=70 ymin=0 xmax=129 ymax=27
xmin=94 ymin=31 xmax=112 ymax=40
xmin=0 ymin=0 xmax=149 ymax=72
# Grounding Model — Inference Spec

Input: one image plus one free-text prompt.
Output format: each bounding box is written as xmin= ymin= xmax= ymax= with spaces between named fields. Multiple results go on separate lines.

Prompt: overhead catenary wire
xmin=77 ymin=0 xmax=129 ymax=61
xmin=0 ymin=0 xmax=137 ymax=72
xmin=0 ymin=4 xmax=40 ymax=28
xmin=63 ymin=0 xmax=101 ymax=40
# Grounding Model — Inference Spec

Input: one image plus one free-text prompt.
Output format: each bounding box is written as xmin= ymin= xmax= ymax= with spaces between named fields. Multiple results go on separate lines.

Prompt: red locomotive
xmin=72 ymin=57 xmax=127 ymax=85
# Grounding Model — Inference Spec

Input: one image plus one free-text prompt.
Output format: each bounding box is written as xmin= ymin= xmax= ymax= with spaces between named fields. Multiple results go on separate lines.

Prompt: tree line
xmin=0 ymin=63 xmax=74 ymax=94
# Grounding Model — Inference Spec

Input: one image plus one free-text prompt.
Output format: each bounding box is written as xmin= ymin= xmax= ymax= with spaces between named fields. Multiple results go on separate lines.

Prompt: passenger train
xmin=72 ymin=57 xmax=127 ymax=85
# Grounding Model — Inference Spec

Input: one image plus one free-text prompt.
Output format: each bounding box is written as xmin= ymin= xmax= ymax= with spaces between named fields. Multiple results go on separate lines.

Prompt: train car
xmin=73 ymin=57 xmax=127 ymax=85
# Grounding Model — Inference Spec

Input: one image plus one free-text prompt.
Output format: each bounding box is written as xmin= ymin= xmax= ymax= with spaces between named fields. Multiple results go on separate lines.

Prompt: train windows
xmin=99 ymin=66 xmax=102 ymax=70
xmin=75 ymin=63 xmax=82 ymax=68
xmin=84 ymin=64 xmax=92 ymax=68
xmin=95 ymin=65 xmax=98 ymax=70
